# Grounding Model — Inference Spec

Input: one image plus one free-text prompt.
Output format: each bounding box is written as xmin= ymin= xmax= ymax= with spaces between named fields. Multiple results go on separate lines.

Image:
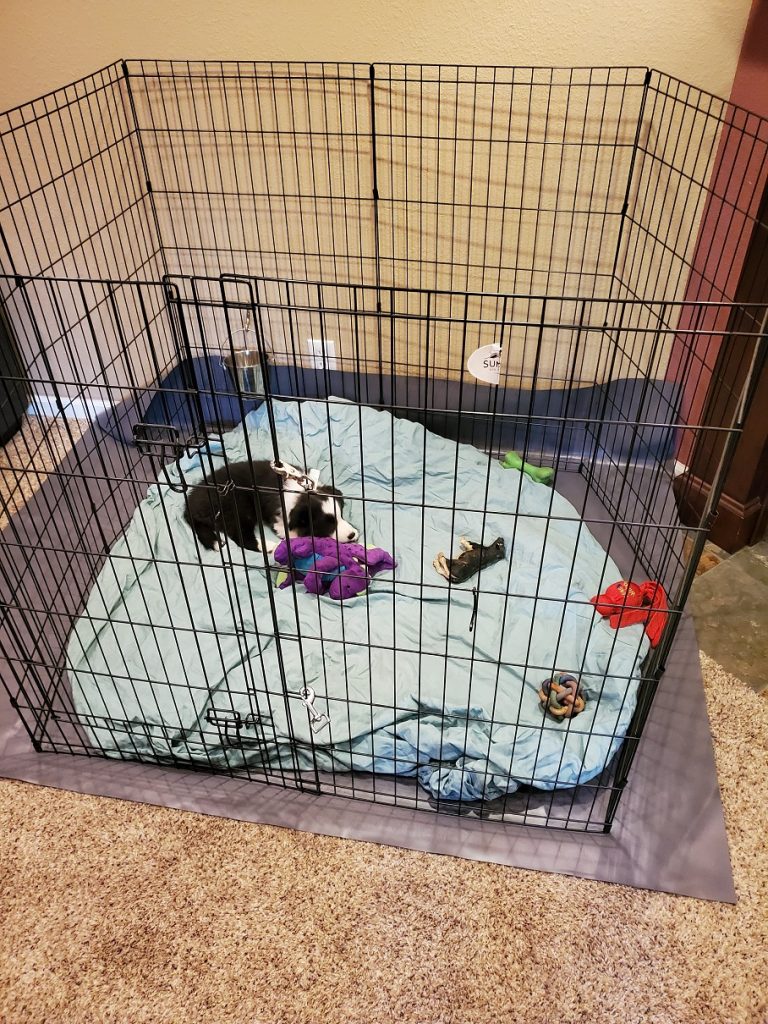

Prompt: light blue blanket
xmin=68 ymin=398 xmax=646 ymax=801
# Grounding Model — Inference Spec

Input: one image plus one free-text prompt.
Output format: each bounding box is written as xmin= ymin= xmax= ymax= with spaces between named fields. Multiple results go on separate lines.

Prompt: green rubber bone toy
xmin=500 ymin=450 xmax=555 ymax=486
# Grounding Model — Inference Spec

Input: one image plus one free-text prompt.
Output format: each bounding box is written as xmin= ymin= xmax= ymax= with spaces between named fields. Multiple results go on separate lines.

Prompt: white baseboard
xmin=673 ymin=460 xmax=688 ymax=478
xmin=27 ymin=394 xmax=113 ymax=421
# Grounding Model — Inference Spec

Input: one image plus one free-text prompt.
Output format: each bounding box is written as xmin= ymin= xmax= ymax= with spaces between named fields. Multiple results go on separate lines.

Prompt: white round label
xmin=467 ymin=345 xmax=502 ymax=384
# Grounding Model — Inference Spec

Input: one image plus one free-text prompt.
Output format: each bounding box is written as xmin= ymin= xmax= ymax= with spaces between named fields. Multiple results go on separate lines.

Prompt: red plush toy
xmin=590 ymin=580 xmax=669 ymax=647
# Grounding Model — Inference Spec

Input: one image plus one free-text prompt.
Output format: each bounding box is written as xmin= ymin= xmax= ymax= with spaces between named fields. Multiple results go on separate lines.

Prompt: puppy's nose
xmin=347 ymin=529 xmax=359 ymax=542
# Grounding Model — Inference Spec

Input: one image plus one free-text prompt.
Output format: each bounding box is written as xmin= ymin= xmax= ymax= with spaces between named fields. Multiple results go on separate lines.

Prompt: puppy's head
xmin=288 ymin=485 xmax=359 ymax=542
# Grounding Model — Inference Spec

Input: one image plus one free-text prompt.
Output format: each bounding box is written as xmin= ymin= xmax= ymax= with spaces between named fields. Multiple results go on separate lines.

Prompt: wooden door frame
xmin=674 ymin=181 xmax=768 ymax=551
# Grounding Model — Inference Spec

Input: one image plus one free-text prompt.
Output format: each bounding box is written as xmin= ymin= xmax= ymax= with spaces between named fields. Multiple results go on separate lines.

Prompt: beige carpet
xmin=0 ymin=655 xmax=766 ymax=1024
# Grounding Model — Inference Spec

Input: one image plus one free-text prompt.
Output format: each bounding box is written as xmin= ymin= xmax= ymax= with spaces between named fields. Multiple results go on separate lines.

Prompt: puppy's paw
xmin=433 ymin=553 xmax=451 ymax=580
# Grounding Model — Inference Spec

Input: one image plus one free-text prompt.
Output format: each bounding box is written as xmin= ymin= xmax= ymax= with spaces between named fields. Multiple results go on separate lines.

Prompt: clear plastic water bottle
xmin=221 ymin=311 xmax=270 ymax=397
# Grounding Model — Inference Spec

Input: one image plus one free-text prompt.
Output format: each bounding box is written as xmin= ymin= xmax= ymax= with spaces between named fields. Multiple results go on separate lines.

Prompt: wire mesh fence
xmin=0 ymin=62 xmax=765 ymax=830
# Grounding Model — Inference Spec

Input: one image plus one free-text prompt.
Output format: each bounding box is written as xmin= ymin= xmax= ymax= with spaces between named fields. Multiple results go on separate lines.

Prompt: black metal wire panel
xmin=0 ymin=62 xmax=766 ymax=831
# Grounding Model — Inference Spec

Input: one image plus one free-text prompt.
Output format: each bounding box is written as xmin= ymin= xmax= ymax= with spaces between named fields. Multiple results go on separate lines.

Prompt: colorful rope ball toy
xmin=538 ymin=672 xmax=586 ymax=720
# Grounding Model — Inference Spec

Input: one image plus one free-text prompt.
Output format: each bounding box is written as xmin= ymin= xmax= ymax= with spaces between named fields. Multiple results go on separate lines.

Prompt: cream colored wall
xmin=0 ymin=0 xmax=755 ymax=405
xmin=0 ymin=0 xmax=753 ymax=113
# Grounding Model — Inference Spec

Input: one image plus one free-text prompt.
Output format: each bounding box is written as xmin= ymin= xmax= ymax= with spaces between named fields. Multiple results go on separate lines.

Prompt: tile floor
xmin=690 ymin=539 xmax=768 ymax=694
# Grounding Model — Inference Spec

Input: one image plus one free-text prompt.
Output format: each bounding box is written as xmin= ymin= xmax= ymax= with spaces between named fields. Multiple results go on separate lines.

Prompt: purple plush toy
xmin=273 ymin=537 xmax=396 ymax=601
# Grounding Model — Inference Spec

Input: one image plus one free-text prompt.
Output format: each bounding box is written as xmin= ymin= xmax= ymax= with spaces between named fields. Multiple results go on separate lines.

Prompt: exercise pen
xmin=0 ymin=62 xmax=765 ymax=832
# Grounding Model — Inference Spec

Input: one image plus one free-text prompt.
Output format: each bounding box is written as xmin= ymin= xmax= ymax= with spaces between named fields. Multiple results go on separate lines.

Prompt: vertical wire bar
xmin=120 ymin=61 xmax=169 ymax=277
xmin=368 ymin=64 xmax=384 ymax=405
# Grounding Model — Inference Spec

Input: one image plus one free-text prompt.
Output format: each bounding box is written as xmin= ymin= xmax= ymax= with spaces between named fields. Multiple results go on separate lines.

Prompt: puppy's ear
xmin=318 ymin=484 xmax=344 ymax=511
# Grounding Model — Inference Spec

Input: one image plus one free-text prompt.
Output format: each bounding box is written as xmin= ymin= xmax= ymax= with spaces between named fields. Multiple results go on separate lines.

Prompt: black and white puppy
xmin=184 ymin=459 xmax=358 ymax=554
